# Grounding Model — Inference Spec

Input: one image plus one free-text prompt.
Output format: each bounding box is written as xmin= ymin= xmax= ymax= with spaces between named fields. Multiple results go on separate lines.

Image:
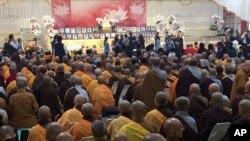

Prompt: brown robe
xmin=230 ymin=70 xmax=248 ymax=101
xmin=139 ymin=71 xmax=164 ymax=111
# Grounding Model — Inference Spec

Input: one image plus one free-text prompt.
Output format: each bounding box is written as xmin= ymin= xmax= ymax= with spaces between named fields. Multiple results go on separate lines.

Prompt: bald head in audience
xmin=189 ymin=83 xmax=201 ymax=95
xmin=38 ymin=105 xmax=52 ymax=122
xmin=239 ymin=99 xmax=250 ymax=118
xmin=209 ymin=83 xmax=220 ymax=96
xmin=118 ymin=100 xmax=131 ymax=117
xmin=163 ymin=118 xmax=184 ymax=141
xmin=81 ymin=103 xmax=94 ymax=118
xmin=132 ymin=100 xmax=147 ymax=122
xmin=56 ymin=132 xmax=73 ymax=141
xmin=74 ymin=94 xmax=86 ymax=110
xmin=94 ymin=68 xmax=102 ymax=77
xmin=144 ymin=133 xmax=167 ymax=141
xmin=210 ymin=92 xmax=224 ymax=107
xmin=155 ymin=91 xmax=168 ymax=107
xmin=92 ymin=120 xmax=107 ymax=140
xmin=97 ymin=75 xmax=106 ymax=85
xmin=46 ymin=122 xmax=62 ymax=141
xmin=0 ymin=125 xmax=15 ymax=141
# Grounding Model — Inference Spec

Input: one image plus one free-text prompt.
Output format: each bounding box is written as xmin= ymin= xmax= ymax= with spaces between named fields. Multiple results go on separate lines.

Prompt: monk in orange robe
xmin=107 ymin=100 xmax=132 ymax=139
xmin=81 ymin=73 xmax=93 ymax=88
xmin=2 ymin=64 xmax=10 ymax=80
xmin=93 ymin=76 xmax=115 ymax=116
xmin=145 ymin=92 xmax=173 ymax=132
xmin=58 ymin=95 xmax=85 ymax=131
xmin=69 ymin=103 xmax=95 ymax=141
xmin=102 ymin=62 xmax=113 ymax=83
xmin=21 ymin=67 xmax=36 ymax=88
xmin=87 ymin=80 xmax=99 ymax=104
xmin=28 ymin=106 xmax=52 ymax=141
xmin=6 ymin=81 xmax=16 ymax=96
xmin=74 ymin=62 xmax=85 ymax=77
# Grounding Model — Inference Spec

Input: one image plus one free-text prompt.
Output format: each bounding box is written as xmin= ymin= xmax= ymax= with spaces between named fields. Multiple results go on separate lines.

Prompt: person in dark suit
xmin=54 ymin=36 xmax=66 ymax=62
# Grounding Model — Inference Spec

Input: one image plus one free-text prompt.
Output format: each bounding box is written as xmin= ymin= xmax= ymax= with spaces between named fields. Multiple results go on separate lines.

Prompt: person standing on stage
xmin=104 ymin=36 xmax=110 ymax=55
xmin=155 ymin=32 xmax=161 ymax=50
xmin=51 ymin=35 xmax=58 ymax=55
xmin=54 ymin=36 xmax=67 ymax=62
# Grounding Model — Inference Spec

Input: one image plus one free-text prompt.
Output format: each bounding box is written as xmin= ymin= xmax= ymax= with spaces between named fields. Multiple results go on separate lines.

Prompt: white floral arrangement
xmin=43 ymin=15 xmax=56 ymax=37
xmin=154 ymin=15 xmax=183 ymax=35
xmin=211 ymin=15 xmax=224 ymax=31
xmin=96 ymin=18 xmax=104 ymax=24
xmin=29 ymin=17 xmax=42 ymax=39
xmin=168 ymin=15 xmax=176 ymax=23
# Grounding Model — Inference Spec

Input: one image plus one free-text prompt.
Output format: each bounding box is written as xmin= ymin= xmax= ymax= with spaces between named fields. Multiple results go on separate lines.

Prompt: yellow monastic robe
xmin=119 ymin=121 xmax=150 ymax=141
xmin=145 ymin=109 xmax=166 ymax=132
xmin=69 ymin=119 xmax=93 ymax=141
xmin=87 ymin=80 xmax=99 ymax=104
xmin=102 ymin=71 xmax=112 ymax=83
xmin=107 ymin=116 xmax=132 ymax=139
xmin=28 ymin=124 xmax=46 ymax=141
xmin=6 ymin=81 xmax=16 ymax=95
xmin=74 ymin=71 xmax=85 ymax=77
xmin=81 ymin=73 xmax=93 ymax=88
xmin=93 ymin=84 xmax=115 ymax=116
xmin=58 ymin=108 xmax=83 ymax=131
xmin=21 ymin=67 xmax=36 ymax=88
xmin=2 ymin=65 xmax=10 ymax=80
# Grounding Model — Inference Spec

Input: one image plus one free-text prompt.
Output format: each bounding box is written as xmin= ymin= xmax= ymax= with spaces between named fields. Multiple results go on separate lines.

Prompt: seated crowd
xmin=0 ymin=33 xmax=250 ymax=141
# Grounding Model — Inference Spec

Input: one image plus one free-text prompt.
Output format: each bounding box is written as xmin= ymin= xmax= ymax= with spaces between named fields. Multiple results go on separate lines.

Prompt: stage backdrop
xmin=51 ymin=0 xmax=146 ymax=28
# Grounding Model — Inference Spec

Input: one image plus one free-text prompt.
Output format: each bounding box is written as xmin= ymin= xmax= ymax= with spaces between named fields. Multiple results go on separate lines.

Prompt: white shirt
xmin=74 ymin=85 xmax=89 ymax=102
xmin=9 ymin=41 xmax=17 ymax=49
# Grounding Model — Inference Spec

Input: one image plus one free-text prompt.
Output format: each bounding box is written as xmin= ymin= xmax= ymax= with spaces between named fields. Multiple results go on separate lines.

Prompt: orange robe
xmin=74 ymin=71 xmax=85 ymax=77
xmin=28 ymin=124 xmax=46 ymax=141
xmin=139 ymin=65 xmax=149 ymax=73
xmin=21 ymin=67 xmax=36 ymax=88
xmin=87 ymin=80 xmax=99 ymax=104
xmin=69 ymin=119 xmax=93 ymax=141
xmin=93 ymin=84 xmax=115 ymax=116
xmin=2 ymin=65 xmax=10 ymax=80
xmin=58 ymin=108 xmax=83 ymax=131
xmin=169 ymin=79 xmax=178 ymax=104
xmin=6 ymin=81 xmax=16 ymax=95
xmin=102 ymin=71 xmax=112 ymax=83
xmin=145 ymin=109 xmax=166 ymax=132
xmin=62 ymin=63 xmax=72 ymax=72
xmin=81 ymin=73 xmax=93 ymax=88
xmin=107 ymin=116 xmax=132 ymax=139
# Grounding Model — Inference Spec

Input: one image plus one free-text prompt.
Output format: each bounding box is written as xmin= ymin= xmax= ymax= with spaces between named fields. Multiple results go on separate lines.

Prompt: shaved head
xmin=209 ymin=83 xmax=220 ymax=95
xmin=77 ymin=62 xmax=85 ymax=71
xmin=38 ymin=105 xmax=52 ymax=121
xmin=94 ymin=68 xmax=102 ymax=76
xmin=132 ymin=101 xmax=146 ymax=121
xmin=46 ymin=122 xmax=62 ymax=141
xmin=155 ymin=91 xmax=168 ymax=106
xmin=239 ymin=99 xmax=250 ymax=116
xmin=144 ymin=133 xmax=167 ymax=141
xmin=74 ymin=94 xmax=86 ymax=108
xmin=118 ymin=100 xmax=131 ymax=115
xmin=92 ymin=120 xmax=106 ymax=138
xmin=97 ymin=75 xmax=106 ymax=84
xmin=56 ymin=132 xmax=73 ymax=141
xmin=0 ymin=125 xmax=15 ymax=141
xmin=243 ymin=60 xmax=250 ymax=73
xmin=163 ymin=118 xmax=183 ymax=140
xmin=81 ymin=103 xmax=94 ymax=117
xmin=84 ymin=64 xmax=93 ymax=73
xmin=189 ymin=83 xmax=201 ymax=95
